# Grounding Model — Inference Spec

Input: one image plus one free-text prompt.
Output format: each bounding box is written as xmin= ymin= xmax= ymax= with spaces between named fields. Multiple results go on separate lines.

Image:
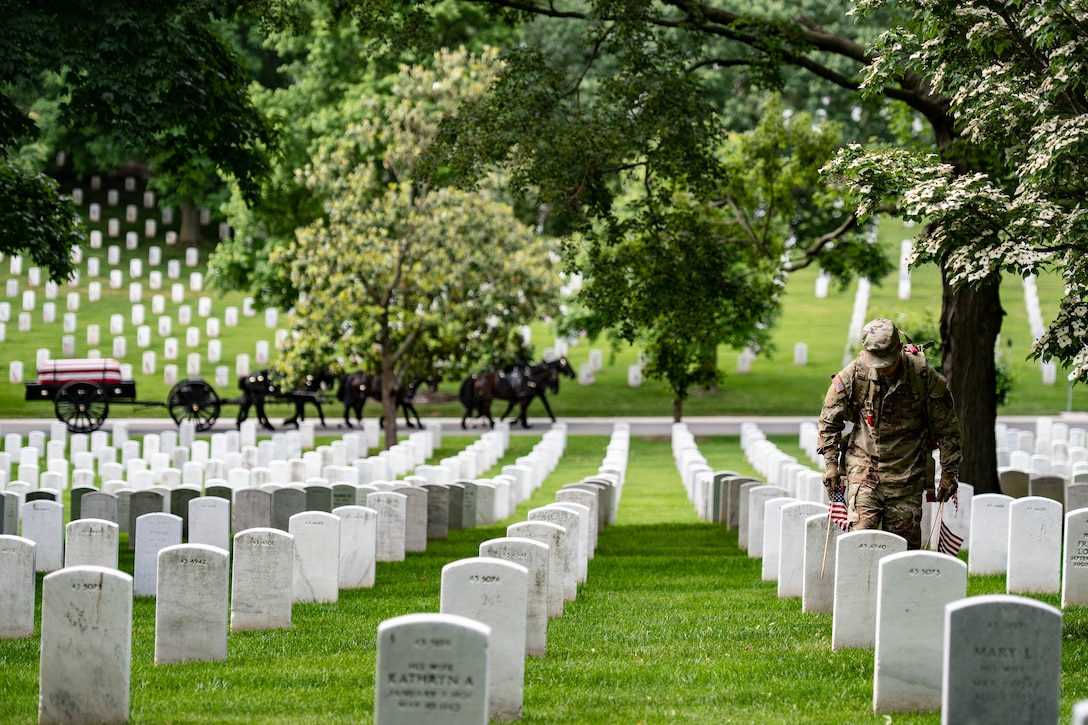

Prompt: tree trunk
xmin=673 ymin=396 xmax=683 ymax=422
xmin=179 ymin=198 xmax=202 ymax=246
xmin=381 ymin=356 xmax=399 ymax=451
xmin=939 ymin=274 xmax=1003 ymax=493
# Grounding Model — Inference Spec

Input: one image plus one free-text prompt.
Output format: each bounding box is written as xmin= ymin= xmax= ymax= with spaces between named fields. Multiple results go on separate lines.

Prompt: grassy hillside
xmin=1 ymin=174 xmax=1085 ymax=425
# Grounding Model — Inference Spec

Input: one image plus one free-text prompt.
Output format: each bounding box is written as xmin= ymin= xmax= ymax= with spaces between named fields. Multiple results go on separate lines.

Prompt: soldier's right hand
xmin=822 ymin=461 xmax=841 ymax=496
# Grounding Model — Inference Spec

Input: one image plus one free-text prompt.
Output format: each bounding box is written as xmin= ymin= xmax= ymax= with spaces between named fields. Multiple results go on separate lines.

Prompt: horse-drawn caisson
xmin=24 ymin=355 xmax=573 ymax=434
xmin=23 ymin=358 xmax=337 ymax=434
xmin=24 ymin=358 xmax=222 ymax=433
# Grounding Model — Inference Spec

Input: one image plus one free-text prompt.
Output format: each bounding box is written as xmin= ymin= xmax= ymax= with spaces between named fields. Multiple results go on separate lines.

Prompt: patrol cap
xmin=860 ymin=318 xmax=901 ymax=369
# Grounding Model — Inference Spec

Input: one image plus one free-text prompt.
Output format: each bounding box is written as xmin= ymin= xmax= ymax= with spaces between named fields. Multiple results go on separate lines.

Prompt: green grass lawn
xmin=2 ymin=432 xmax=1087 ymax=723
xmin=1 ymin=183 xmax=1087 ymax=424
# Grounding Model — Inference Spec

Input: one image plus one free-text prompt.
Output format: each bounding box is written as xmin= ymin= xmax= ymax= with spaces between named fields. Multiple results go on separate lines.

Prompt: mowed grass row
xmin=2 ymin=432 xmax=1088 ymax=723
xmin=1 ymin=184 xmax=1087 ymax=421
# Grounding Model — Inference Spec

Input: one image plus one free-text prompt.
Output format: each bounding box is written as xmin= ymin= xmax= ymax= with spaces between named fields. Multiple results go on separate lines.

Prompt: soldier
xmin=817 ymin=318 xmax=962 ymax=549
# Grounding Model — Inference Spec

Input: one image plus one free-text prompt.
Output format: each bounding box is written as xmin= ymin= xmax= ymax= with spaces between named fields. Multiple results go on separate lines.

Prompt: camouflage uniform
xmin=816 ymin=320 xmax=961 ymax=549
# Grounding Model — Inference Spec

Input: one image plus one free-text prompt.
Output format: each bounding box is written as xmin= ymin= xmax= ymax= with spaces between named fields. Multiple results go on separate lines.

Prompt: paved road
xmin=0 ymin=413 xmax=1067 ymax=438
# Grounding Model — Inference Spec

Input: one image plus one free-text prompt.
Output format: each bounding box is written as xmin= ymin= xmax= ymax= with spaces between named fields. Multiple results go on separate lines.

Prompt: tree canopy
xmin=0 ymin=0 xmax=278 ymax=278
xmin=825 ymin=0 xmax=1088 ymax=382
xmin=273 ymin=47 xmax=561 ymax=445
xmin=562 ymin=97 xmax=891 ymax=416
xmin=328 ymin=0 xmax=1038 ymax=490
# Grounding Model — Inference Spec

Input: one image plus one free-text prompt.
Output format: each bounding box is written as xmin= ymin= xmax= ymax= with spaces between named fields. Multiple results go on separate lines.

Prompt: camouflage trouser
xmin=845 ymin=465 xmax=925 ymax=550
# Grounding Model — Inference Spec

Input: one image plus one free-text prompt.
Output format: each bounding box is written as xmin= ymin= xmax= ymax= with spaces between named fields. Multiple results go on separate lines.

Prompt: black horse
xmin=235 ymin=369 xmax=279 ymax=431
xmin=460 ymin=357 xmax=575 ymax=429
xmin=338 ymin=372 xmax=435 ymax=429
xmin=236 ymin=367 xmax=338 ymax=431
xmin=282 ymin=367 xmax=338 ymax=428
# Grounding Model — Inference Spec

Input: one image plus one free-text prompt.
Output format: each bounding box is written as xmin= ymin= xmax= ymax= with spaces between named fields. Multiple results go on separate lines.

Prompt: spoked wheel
xmin=167 ymin=377 xmax=221 ymax=431
xmin=55 ymin=381 xmax=109 ymax=433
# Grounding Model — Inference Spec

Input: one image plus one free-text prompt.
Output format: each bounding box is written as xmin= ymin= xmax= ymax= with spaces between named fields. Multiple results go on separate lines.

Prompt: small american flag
xmin=938 ymin=520 xmax=964 ymax=557
xmin=829 ymin=488 xmax=849 ymax=532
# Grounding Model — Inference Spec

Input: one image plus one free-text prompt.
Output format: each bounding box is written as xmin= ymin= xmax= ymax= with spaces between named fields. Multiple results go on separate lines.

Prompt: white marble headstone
xmin=374 ymin=613 xmax=490 ymax=725
xmin=134 ymin=512 xmax=183 ymax=596
xmin=230 ymin=527 xmax=293 ymax=631
xmin=39 ymin=566 xmax=132 ymax=724
xmin=64 ymin=518 xmax=119 ymax=569
xmin=334 ymin=505 xmax=377 ymax=590
xmin=802 ymin=513 xmax=844 ymax=614
xmin=873 ymin=550 xmax=967 ymax=713
xmin=968 ymin=493 xmax=1012 ymax=575
xmin=777 ymin=501 xmax=827 ymax=598
xmin=20 ymin=499 xmax=64 ymax=572
xmin=527 ymin=506 xmax=579 ymax=600
xmin=367 ymin=491 xmax=407 ymax=563
xmin=154 ymin=543 xmax=229 ymax=664
xmin=745 ymin=485 xmax=789 ymax=558
xmin=942 ymin=595 xmax=1061 ymax=724
xmin=440 ymin=557 xmax=528 ymax=722
xmin=832 ymin=529 xmax=907 ymax=650
xmin=1062 ymin=507 xmax=1088 ymax=608
xmin=289 ymin=511 xmax=340 ymax=603
xmin=0 ymin=535 xmax=36 ymax=638
xmin=507 ymin=520 xmax=564 ymax=619
xmin=480 ymin=536 xmax=550 ymax=657
xmin=1007 ymin=496 xmax=1062 ymax=594
xmin=761 ymin=496 xmax=798 ymax=582
xmin=188 ymin=496 xmax=231 ymax=553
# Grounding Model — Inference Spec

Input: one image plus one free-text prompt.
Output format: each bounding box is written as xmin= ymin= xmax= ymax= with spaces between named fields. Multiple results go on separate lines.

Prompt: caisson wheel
xmin=167 ymin=378 xmax=221 ymax=431
xmin=54 ymin=381 xmax=109 ymax=433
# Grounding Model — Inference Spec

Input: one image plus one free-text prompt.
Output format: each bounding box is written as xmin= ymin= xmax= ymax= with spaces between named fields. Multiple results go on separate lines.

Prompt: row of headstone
xmin=14 ymin=419 xmax=572 ymax=724
xmin=748 ymin=423 xmax=1088 ymax=601
xmin=765 ymin=423 xmax=973 ymax=551
xmin=374 ymin=424 xmax=627 ymax=723
xmin=0 ymin=417 xmax=417 ymax=499
xmin=2 ymin=221 xmax=289 ymax=383
xmin=731 ymin=424 xmax=1065 ymax=721
xmin=6 ymin=422 xmax=517 ymax=570
xmin=1023 ymin=275 xmax=1060 ymax=385
xmin=995 ymin=466 xmax=1087 ymax=508
xmin=672 ymin=422 xmax=761 ymax=527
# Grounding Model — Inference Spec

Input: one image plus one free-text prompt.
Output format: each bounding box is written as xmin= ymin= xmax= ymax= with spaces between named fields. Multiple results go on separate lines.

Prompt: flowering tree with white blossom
xmin=824 ymin=1 xmax=1088 ymax=382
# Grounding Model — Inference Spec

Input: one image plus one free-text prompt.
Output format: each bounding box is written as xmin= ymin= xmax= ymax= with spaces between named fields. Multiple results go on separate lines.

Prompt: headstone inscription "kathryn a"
xmin=375 ymin=613 xmax=490 ymax=725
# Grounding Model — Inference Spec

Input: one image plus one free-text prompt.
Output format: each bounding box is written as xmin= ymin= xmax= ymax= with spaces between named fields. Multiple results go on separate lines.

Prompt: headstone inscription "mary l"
xmin=941 ymin=594 xmax=1061 ymax=725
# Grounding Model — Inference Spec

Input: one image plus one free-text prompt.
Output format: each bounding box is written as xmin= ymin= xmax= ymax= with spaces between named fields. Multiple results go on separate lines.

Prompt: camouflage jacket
xmin=816 ymin=350 xmax=962 ymax=486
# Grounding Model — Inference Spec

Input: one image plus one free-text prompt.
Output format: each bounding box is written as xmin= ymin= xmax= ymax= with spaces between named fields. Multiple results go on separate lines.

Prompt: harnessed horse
xmin=281 ymin=367 xmax=338 ymax=428
xmin=338 ymin=372 xmax=435 ymax=429
xmin=235 ymin=367 xmax=337 ymax=431
xmin=235 ymin=369 xmax=279 ymax=431
xmin=460 ymin=357 xmax=575 ymax=429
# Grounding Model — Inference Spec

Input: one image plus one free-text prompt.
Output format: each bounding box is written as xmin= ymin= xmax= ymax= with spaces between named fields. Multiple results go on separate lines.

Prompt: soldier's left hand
xmin=936 ymin=471 xmax=958 ymax=502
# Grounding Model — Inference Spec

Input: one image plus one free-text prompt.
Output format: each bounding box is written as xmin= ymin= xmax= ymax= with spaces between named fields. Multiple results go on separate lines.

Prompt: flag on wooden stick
xmin=829 ymin=487 xmax=849 ymax=532
xmin=938 ymin=519 xmax=964 ymax=557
